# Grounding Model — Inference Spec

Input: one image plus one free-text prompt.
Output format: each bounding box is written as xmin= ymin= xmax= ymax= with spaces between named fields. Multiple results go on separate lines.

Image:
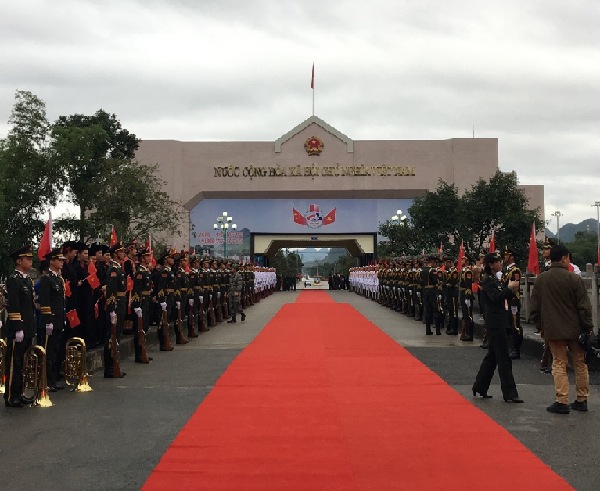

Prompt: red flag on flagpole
xmin=437 ymin=242 xmax=443 ymax=255
xmin=310 ymin=63 xmax=314 ymax=89
xmin=38 ymin=211 xmax=52 ymax=260
xmin=527 ymin=223 xmax=540 ymax=275
xmin=146 ymin=235 xmax=156 ymax=266
xmin=110 ymin=226 xmax=118 ymax=247
xmin=489 ymin=230 xmax=495 ymax=253
xmin=457 ymin=240 xmax=465 ymax=272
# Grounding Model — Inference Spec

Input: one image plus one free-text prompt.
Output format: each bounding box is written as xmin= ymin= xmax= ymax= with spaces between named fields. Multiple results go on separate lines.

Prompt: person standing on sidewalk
xmin=530 ymin=244 xmax=594 ymax=414
xmin=472 ymin=252 xmax=523 ymax=403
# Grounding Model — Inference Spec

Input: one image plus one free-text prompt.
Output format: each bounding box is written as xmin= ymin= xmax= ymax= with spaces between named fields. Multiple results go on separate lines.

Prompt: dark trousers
xmin=473 ymin=327 xmax=519 ymax=399
xmin=4 ymin=338 xmax=32 ymax=403
xmin=44 ymin=330 xmax=62 ymax=387
xmin=133 ymin=299 xmax=150 ymax=360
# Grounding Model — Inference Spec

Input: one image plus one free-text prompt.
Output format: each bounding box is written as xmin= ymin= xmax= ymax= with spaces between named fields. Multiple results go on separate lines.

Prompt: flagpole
xmin=311 ymin=63 xmax=315 ymax=116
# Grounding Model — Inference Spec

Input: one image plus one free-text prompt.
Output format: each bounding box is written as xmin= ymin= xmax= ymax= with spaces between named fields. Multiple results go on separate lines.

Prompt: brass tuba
xmin=64 ymin=337 xmax=92 ymax=392
xmin=0 ymin=339 xmax=6 ymax=394
xmin=23 ymin=345 xmax=53 ymax=407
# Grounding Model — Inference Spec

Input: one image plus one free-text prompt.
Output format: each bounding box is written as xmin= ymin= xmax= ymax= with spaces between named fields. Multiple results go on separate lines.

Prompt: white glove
xmin=217 ymin=292 xmax=221 ymax=298
xmin=160 ymin=302 xmax=167 ymax=311
xmin=15 ymin=330 xmax=24 ymax=343
xmin=176 ymin=301 xmax=181 ymax=309
xmin=437 ymin=295 xmax=442 ymax=301
xmin=465 ymin=299 xmax=471 ymax=307
xmin=110 ymin=312 xmax=117 ymax=324
xmin=0 ymin=320 xmax=2 ymax=329
xmin=46 ymin=323 xmax=54 ymax=336
xmin=199 ymin=296 xmax=203 ymax=303
xmin=511 ymin=306 xmax=518 ymax=315
xmin=134 ymin=307 xmax=143 ymax=318
xmin=188 ymin=298 xmax=194 ymax=307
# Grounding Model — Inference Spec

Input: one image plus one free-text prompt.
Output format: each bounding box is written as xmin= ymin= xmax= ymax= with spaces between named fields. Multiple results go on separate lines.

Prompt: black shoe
xmin=241 ymin=313 xmax=246 ymax=322
xmin=160 ymin=346 xmax=174 ymax=351
xmin=504 ymin=397 xmax=524 ymax=404
xmin=21 ymin=395 xmax=34 ymax=405
xmin=509 ymin=353 xmax=520 ymax=360
xmin=426 ymin=331 xmax=433 ymax=336
xmin=570 ymin=400 xmax=588 ymax=412
xmin=48 ymin=386 xmax=59 ymax=393
xmin=5 ymin=399 xmax=23 ymax=408
xmin=547 ymin=402 xmax=569 ymax=414
xmin=472 ymin=389 xmax=492 ymax=399
xmin=480 ymin=343 xmax=488 ymax=349
xmin=435 ymin=330 xmax=442 ymax=335
xmin=540 ymin=366 xmax=552 ymax=374
xmin=227 ymin=319 xmax=236 ymax=323
xmin=462 ymin=337 xmax=474 ymax=342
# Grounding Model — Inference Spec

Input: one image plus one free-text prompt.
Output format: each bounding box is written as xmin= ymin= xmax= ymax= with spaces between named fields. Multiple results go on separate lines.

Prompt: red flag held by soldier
xmin=66 ymin=309 xmax=81 ymax=328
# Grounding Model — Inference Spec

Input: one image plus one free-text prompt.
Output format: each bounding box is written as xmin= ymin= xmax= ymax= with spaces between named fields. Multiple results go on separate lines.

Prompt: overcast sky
xmin=2 ymin=0 xmax=599 ymax=231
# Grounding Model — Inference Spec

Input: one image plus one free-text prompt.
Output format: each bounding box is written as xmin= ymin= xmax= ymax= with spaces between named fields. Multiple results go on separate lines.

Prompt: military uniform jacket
xmin=175 ymin=267 xmax=187 ymax=303
xmin=502 ymin=264 xmax=521 ymax=305
xmin=6 ymin=270 xmax=36 ymax=339
xmin=132 ymin=265 xmax=152 ymax=309
xmin=229 ymin=271 xmax=243 ymax=293
xmin=157 ymin=266 xmax=175 ymax=305
xmin=38 ymin=270 xmax=66 ymax=331
xmin=459 ymin=267 xmax=474 ymax=299
xmin=105 ymin=260 xmax=127 ymax=314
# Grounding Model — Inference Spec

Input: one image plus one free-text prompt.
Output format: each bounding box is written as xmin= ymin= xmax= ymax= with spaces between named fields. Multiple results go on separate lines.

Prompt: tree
xmin=51 ymin=110 xmax=139 ymax=239
xmin=0 ymin=91 xmax=61 ymax=275
xmin=567 ymin=231 xmax=597 ymax=267
xmin=51 ymin=110 xmax=181 ymax=242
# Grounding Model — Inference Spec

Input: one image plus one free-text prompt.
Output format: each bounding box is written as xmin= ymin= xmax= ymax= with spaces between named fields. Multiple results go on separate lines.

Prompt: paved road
xmin=1 ymin=290 xmax=597 ymax=490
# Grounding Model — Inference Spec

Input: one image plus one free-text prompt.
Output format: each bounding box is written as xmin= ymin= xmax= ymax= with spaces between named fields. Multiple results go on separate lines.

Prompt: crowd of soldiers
xmin=2 ymin=240 xmax=277 ymax=408
xmin=349 ymin=245 xmax=524 ymax=357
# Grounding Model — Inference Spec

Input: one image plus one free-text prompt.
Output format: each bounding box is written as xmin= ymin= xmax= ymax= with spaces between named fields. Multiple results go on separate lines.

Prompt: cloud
xmin=2 ymin=0 xmax=600 ymax=225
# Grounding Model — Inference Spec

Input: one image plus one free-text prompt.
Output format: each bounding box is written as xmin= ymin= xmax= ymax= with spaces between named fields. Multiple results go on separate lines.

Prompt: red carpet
xmin=143 ymin=291 xmax=572 ymax=490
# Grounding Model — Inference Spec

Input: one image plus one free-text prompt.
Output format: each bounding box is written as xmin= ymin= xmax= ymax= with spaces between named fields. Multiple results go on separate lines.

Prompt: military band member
xmin=4 ymin=245 xmax=36 ymax=408
xmin=502 ymin=245 xmax=522 ymax=359
xmin=104 ymin=242 xmax=127 ymax=377
xmin=132 ymin=248 xmax=153 ymax=363
xmin=38 ymin=248 xmax=67 ymax=391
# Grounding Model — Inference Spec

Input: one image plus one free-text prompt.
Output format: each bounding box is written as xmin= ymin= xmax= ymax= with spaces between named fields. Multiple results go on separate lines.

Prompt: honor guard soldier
xmin=104 ymin=242 xmax=127 ymax=377
xmin=459 ymin=254 xmax=474 ymax=341
xmin=156 ymin=249 xmax=176 ymax=350
xmin=131 ymin=248 xmax=153 ymax=363
xmin=38 ymin=248 xmax=67 ymax=391
xmin=227 ymin=263 xmax=246 ymax=323
xmin=444 ymin=256 xmax=460 ymax=335
xmin=173 ymin=252 xmax=189 ymax=344
xmin=502 ymin=246 xmax=523 ymax=359
xmin=187 ymin=256 xmax=202 ymax=336
xmin=4 ymin=245 xmax=36 ymax=408
xmin=421 ymin=255 xmax=441 ymax=335
xmin=201 ymin=258 xmax=215 ymax=328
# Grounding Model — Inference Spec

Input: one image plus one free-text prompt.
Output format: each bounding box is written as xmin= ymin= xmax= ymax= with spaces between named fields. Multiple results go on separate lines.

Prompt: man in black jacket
xmin=472 ymin=252 xmax=523 ymax=403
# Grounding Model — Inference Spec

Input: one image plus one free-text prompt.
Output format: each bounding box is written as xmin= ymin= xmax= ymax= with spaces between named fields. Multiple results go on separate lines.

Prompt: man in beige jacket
xmin=530 ymin=244 xmax=594 ymax=414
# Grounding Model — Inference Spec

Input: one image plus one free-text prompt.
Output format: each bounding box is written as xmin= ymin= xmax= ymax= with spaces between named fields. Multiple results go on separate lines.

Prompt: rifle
xmin=176 ymin=304 xmax=188 ymax=344
xmin=161 ymin=308 xmax=173 ymax=351
xmin=187 ymin=299 xmax=198 ymax=338
xmin=110 ymin=316 xmax=123 ymax=378
xmin=214 ymin=290 xmax=223 ymax=323
xmin=137 ymin=314 xmax=150 ymax=363
xmin=198 ymin=295 xmax=208 ymax=331
xmin=222 ymin=291 xmax=229 ymax=319
xmin=208 ymin=294 xmax=216 ymax=327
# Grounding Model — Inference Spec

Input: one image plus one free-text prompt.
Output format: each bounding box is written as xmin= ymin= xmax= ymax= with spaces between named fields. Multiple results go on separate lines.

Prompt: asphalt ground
xmin=2 ymin=289 xmax=598 ymax=490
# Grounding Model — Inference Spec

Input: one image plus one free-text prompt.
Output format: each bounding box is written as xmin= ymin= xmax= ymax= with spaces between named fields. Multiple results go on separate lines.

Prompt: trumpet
xmin=65 ymin=337 xmax=92 ymax=392
xmin=0 ymin=339 xmax=6 ymax=394
xmin=23 ymin=345 xmax=52 ymax=407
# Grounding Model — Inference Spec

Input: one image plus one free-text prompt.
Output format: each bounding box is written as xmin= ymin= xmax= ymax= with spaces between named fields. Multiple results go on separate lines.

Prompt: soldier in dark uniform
xmin=131 ymin=247 xmax=153 ymax=363
xmin=156 ymin=249 xmax=176 ymax=350
xmin=38 ymin=248 xmax=67 ymax=391
xmin=73 ymin=242 xmax=95 ymax=346
xmin=227 ymin=263 xmax=246 ymax=323
xmin=421 ymin=255 xmax=440 ymax=335
xmin=459 ymin=254 xmax=475 ymax=341
xmin=122 ymin=241 xmax=138 ymax=335
xmin=444 ymin=256 xmax=460 ymax=335
xmin=187 ymin=255 xmax=201 ymax=336
xmin=502 ymin=245 xmax=523 ymax=359
xmin=173 ymin=252 xmax=189 ymax=344
xmin=210 ymin=259 xmax=222 ymax=322
xmin=4 ymin=245 xmax=36 ymax=408
xmin=201 ymin=258 xmax=214 ymax=328
xmin=88 ymin=243 xmax=108 ymax=349
xmin=104 ymin=242 xmax=127 ymax=377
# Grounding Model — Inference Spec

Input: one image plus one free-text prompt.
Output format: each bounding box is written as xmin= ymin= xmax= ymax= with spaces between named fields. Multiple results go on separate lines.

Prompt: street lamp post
xmin=213 ymin=211 xmax=236 ymax=259
xmin=551 ymin=210 xmax=563 ymax=244
xmin=592 ymin=202 xmax=600 ymax=260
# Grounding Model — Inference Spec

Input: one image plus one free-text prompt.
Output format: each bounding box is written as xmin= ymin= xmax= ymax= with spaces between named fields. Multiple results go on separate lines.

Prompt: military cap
xmin=137 ymin=247 xmax=151 ymax=258
xmin=503 ymin=245 xmax=517 ymax=257
xmin=10 ymin=243 xmax=33 ymax=260
xmin=74 ymin=241 xmax=87 ymax=252
xmin=125 ymin=239 xmax=138 ymax=250
xmin=483 ymin=252 xmax=502 ymax=265
xmin=108 ymin=241 xmax=125 ymax=255
xmin=61 ymin=240 xmax=78 ymax=254
xmin=542 ymin=238 xmax=554 ymax=250
xmin=88 ymin=242 xmax=107 ymax=256
xmin=45 ymin=248 xmax=66 ymax=261
xmin=426 ymin=254 xmax=438 ymax=261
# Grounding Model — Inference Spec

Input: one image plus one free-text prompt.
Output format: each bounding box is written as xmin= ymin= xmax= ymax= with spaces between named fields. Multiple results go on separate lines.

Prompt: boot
xmin=435 ymin=319 xmax=442 ymax=335
xmin=240 ymin=312 xmax=246 ymax=322
xmin=426 ymin=324 xmax=433 ymax=335
xmin=227 ymin=315 xmax=237 ymax=324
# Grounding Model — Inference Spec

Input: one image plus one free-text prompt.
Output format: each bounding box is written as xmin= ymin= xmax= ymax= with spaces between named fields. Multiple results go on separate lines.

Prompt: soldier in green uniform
xmin=4 ymin=245 xmax=36 ymax=407
xmin=502 ymin=246 xmax=523 ymax=359
xmin=104 ymin=242 xmax=127 ymax=377
xmin=227 ymin=263 xmax=246 ymax=323
xmin=38 ymin=248 xmax=67 ymax=391
xmin=131 ymin=247 xmax=153 ymax=363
